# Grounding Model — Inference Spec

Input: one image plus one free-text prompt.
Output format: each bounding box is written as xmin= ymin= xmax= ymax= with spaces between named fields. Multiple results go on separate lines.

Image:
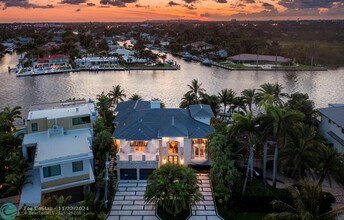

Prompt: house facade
xmin=319 ymin=104 xmax=344 ymax=154
xmin=20 ymin=99 xmax=97 ymax=208
xmin=34 ymin=54 xmax=69 ymax=69
xmin=113 ymin=100 xmax=214 ymax=180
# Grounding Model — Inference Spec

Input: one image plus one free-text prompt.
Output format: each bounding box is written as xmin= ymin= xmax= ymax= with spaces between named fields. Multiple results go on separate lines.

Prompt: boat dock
xmin=15 ymin=65 xmax=179 ymax=77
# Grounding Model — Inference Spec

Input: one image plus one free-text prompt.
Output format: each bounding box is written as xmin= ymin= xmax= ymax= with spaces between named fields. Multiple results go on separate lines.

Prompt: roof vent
xmin=150 ymin=101 xmax=160 ymax=109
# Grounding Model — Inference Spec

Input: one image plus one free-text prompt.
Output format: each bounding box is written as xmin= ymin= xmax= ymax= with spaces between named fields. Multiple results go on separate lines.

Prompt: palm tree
xmin=255 ymin=83 xmax=288 ymax=107
xmin=0 ymin=105 xmax=22 ymax=132
xmin=279 ymin=123 xmax=321 ymax=181
xmin=151 ymin=98 xmax=165 ymax=108
xmin=108 ymin=85 xmax=126 ymax=106
xmin=315 ymin=145 xmax=344 ymax=187
xmin=263 ymin=105 xmax=304 ymax=187
xmin=232 ymin=112 xmax=261 ymax=193
xmin=187 ymin=79 xmax=206 ymax=102
xmin=144 ymin=163 xmax=202 ymax=216
xmin=3 ymin=155 xmax=32 ymax=195
xmin=160 ymin=54 xmax=167 ymax=63
xmin=179 ymin=92 xmax=197 ymax=108
xmin=241 ymin=88 xmax=256 ymax=112
xmin=96 ymin=92 xmax=112 ymax=120
xmin=129 ymin=93 xmax=143 ymax=100
xmin=218 ymin=89 xmax=235 ymax=119
xmin=264 ymin=182 xmax=344 ymax=220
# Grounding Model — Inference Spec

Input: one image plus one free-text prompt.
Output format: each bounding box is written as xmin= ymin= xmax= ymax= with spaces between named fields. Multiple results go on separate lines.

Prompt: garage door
xmin=139 ymin=169 xmax=155 ymax=180
xmin=120 ymin=169 xmax=137 ymax=180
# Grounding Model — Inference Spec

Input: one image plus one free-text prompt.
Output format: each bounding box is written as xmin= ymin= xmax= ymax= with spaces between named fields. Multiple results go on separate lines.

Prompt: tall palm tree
xmin=232 ymin=112 xmax=261 ymax=193
xmin=108 ymin=85 xmax=126 ymax=106
xmin=255 ymin=83 xmax=288 ymax=107
xmin=0 ymin=105 xmax=22 ymax=132
xmin=187 ymin=79 xmax=206 ymax=102
xmin=179 ymin=92 xmax=197 ymax=108
xmin=315 ymin=145 xmax=344 ymax=187
xmin=96 ymin=92 xmax=112 ymax=119
xmin=144 ymin=163 xmax=202 ymax=216
xmin=241 ymin=88 xmax=256 ymax=112
xmin=263 ymin=105 xmax=304 ymax=187
xmin=264 ymin=182 xmax=344 ymax=220
xmin=218 ymin=89 xmax=235 ymax=119
xmin=3 ymin=155 xmax=32 ymax=195
xmin=279 ymin=123 xmax=321 ymax=181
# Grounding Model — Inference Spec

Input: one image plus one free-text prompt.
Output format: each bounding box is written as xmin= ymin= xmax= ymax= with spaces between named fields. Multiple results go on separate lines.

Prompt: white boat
xmin=202 ymin=58 xmax=213 ymax=66
xmin=166 ymin=59 xmax=174 ymax=65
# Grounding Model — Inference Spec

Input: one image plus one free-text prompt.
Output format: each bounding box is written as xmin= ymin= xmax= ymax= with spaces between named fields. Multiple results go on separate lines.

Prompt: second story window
xmin=43 ymin=165 xmax=61 ymax=178
xmin=130 ymin=141 xmax=148 ymax=152
xmin=72 ymin=116 xmax=91 ymax=126
xmin=72 ymin=161 xmax=83 ymax=172
xmin=32 ymin=123 xmax=38 ymax=132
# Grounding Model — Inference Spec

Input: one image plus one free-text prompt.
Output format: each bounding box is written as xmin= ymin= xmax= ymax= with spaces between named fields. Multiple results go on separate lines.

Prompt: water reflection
xmin=0 ymin=52 xmax=344 ymax=118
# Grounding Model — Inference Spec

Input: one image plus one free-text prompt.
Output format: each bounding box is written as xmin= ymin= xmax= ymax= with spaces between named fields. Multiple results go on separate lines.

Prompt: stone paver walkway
xmin=107 ymin=180 xmax=158 ymax=220
xmin=188 ymin=173 xmax=223 ymax=220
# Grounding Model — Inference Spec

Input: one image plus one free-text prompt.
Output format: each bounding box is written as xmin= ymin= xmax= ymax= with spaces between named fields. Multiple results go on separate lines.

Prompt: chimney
xmin=76 ymin=107 xmax=79 ymax=112
xmin=150 ymin=101 xmax=160 ymax=109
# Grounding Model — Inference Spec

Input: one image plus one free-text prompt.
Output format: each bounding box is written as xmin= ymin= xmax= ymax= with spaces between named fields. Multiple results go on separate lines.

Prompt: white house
xmin=112 ymin=100 xmax=214 ymax=180
xmin=319 ymin=104 xmax=344 ymax=153
xmin=20 ymin=99 xmax=97 ymax=208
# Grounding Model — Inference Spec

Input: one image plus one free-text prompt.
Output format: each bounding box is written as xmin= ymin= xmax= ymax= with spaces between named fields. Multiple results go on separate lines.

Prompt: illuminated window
xmin=168 ymin=141 xmax=178 ymax=154
xmin=130 ymin=141 xmax=148 ymax=152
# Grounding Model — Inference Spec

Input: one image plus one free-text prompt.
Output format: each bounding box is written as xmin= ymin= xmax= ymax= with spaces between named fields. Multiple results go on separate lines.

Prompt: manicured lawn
xmin=219 ymin=62 xmax=262 ymax=69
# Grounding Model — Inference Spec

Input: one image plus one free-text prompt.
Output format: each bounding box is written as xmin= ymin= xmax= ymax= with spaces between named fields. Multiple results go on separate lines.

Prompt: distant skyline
xmin=0 ymin=0 xmax=344 ymax=22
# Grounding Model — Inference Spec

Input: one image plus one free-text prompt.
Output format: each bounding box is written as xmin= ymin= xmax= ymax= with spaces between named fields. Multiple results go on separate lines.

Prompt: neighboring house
xmin=228 ymin=53 xmax=293 ymax=65
xmin=74 ymin=56 xmax=119 ymax=67
xmin=18 ymin=37 xmax=33 ymax=45
xmin=319 ymin=104 xmax=344 ymax=153
xmin=113 ymin=100 xmax=214 ymax=181
xmin=20 ymin=99 xmax=97 ymax=208
xmin=34 ymin=55 xmax=69 ymax=69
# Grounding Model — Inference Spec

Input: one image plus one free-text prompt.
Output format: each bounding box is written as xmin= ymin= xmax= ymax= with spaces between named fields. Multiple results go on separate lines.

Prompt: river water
xmin=1 ymin=52 xmax=344 ymax=118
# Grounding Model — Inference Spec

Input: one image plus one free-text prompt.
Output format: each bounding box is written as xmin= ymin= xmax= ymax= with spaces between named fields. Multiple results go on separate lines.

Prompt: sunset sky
xmin=0 ymin=0 xmax=344 ymax=22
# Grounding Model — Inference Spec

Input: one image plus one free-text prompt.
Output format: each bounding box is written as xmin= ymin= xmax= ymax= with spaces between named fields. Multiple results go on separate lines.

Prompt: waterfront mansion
xmin=113 ymin=100 xmax=214 ymax=180
xmin=20 ymin=99 xmax=97 ymax=208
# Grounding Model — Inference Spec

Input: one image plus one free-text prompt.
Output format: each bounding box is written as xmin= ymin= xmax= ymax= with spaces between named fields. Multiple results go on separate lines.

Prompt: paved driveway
xmin=107 ymin=180 xmax=158 ymax=220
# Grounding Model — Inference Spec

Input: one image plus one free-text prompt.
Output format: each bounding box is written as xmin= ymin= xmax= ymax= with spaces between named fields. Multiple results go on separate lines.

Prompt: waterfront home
xmin=319 ymin=104 xmax=344 ymax=153
xmin=113 ymin=100 xmax=214 ymax=180
xmin=74 ymin=56 xmax=119 ymax=67
xmin=20 ymin=99 xmax=97 ymax=208
xmin=34 ymin=54 xmax=69 ymax=69
xmin=228 ymin=53 xmax=293 ymax=66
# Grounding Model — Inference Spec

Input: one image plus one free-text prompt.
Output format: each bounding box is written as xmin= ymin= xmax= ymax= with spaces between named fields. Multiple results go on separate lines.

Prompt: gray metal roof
xmin=189 ymin=104 xmax=214 ymax=118
xmin=228 ymin=54 xmax=292 ymax=63
xmin=318 ymin=105 xmax=344 ymax=128
xmin=113 ymin=101 xmax=214 ymax=140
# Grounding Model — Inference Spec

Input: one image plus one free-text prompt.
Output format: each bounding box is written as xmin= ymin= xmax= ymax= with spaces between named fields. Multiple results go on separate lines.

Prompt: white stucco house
xmin=112 ymin=100 xmax=214 ymax=180
xmin=319 ymin=104 xmax=344 ymax=153
xmin=20 ymin=99 xmax=97 ymax=208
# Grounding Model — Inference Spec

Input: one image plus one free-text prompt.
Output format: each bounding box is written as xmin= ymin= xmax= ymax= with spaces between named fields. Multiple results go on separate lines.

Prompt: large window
xmin=43 ymin=165 xmax=61 ymax=178
xmin=130 ymin=141 xmax=148 ymax=152
xmin=31 ymin=123 xmax=38 ymax=132
xmin=168 ymin=141 xmax=178 ymax=154
xmin=72 ymin=161 xmax=83 ymax=172
xmin=192 ymin=139 xmax=207 ymax=159
xmin=72 ymin=116 xmax=91 ymax=126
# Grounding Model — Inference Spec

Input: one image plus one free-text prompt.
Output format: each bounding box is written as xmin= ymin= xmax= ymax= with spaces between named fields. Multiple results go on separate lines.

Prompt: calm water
xmin=1 ymin=52 xmax=344 ymax=118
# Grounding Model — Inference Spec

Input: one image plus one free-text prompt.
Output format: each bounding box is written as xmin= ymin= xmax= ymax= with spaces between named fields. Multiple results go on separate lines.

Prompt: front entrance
xmin=168 ymin=155 xmax=178 ymax=165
